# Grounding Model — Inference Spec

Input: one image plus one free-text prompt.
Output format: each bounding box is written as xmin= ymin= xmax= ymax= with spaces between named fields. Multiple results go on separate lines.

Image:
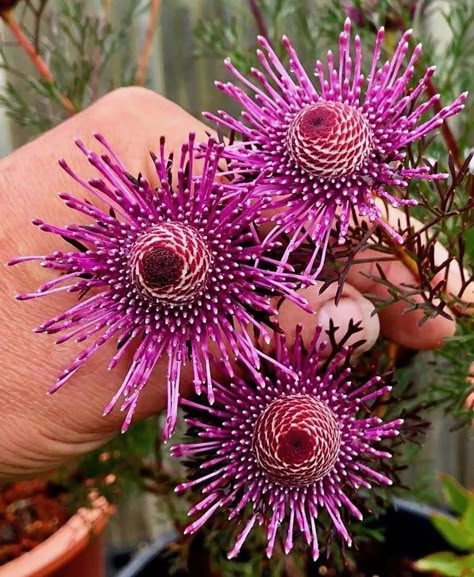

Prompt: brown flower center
xmin=141 ymin=247 xmax=183 ymax=289
xmin=252 ymin=394 xmax=341 ymax=487
xmin=129 ymin=222 xmax=212 ymax=305
xmin=287 ymin=101 xmax=372 ymax=178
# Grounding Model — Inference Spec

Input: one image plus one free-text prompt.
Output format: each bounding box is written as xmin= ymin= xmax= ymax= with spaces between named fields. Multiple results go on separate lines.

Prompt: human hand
xmin=0 ymin=87 xmax=467 ymax=481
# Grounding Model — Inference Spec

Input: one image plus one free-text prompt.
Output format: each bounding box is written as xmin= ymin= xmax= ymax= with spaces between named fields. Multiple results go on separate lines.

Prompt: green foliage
xmin=415 ymin=475 xmax=474 ymax=576
xmin=48 ymin=1 xmax=144 ymax=107
xmin=441 ymin=474 xmax=472 ymax=516
xmin=427 ymin=318 xmax=474 ymax=420
xmin=0 ymin=0 xmax=145 ymax=134
xmin=414 ymin=551 xmax=474 ymax=577
xmin=0 ymin=79 xmax=52 ymax=133
xmin=52 ymin=417 xmax=160 ymax=512
xmin=193 ymin=0 xmax=337 ymax=71
xmin=431 ymin=514 xmax=474 ymax=552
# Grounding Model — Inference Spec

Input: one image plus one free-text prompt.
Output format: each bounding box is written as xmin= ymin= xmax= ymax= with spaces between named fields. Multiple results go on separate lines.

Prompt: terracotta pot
xmin=0 ymin=496 xmax=114 ymax=577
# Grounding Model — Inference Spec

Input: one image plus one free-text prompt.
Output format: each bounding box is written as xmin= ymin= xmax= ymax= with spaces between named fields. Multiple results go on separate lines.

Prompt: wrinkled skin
xmin=0 ymin=87 xmax=470 ymax=481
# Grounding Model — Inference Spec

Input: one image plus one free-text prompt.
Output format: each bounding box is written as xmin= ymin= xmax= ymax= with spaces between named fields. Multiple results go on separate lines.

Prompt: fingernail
xmin=316 ymin=296 xmax=380 ymax=356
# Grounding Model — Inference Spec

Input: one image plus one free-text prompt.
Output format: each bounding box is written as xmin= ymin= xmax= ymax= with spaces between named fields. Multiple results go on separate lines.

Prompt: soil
xmin=0 ymin=480 xmax=69 ymax=565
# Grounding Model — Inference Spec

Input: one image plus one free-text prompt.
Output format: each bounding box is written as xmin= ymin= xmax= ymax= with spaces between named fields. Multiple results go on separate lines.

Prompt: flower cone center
xmin=129 ymin=222 xmax=212 ymax=304
xmin=141 ymin=247 xmax=183 ymax=288
xmin=252 ymin=394 xmax=341 ymax=487
xmin=287 ymin=101 xmax=372 ymax=178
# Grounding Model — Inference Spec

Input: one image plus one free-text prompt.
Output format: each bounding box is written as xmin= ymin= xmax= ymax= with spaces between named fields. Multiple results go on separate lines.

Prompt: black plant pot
xmin=347 ymin=498 xmax=453 ymax=577
xmin=107 ymin=532 xmax=178 ymax=577
xmin=108 ymin=498 xmax=453 ymax=577
xmin=381 ymin=498 xmax=453 ymax=559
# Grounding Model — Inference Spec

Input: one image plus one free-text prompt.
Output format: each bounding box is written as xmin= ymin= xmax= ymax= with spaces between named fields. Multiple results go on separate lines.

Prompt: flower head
xmin=10 ymin=134 xmax=309 ymax=439
xmin=172 ymin=326 xmax=403 ymax=559
xmin=206 ymin=18 xmax=467 ymax=275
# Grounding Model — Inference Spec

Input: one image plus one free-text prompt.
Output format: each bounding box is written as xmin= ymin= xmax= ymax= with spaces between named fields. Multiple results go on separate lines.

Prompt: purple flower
xmin=172 ymin=326 xmax=403 ymax=559
xmin=206 ymin=19 xmax=467 ymax=276
xmin=10 ymin=134 xmax=309 ymax=439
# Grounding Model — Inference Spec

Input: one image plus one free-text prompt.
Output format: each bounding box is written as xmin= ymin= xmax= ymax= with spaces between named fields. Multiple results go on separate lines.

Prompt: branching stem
xmin=425 ymin=77 xmax=463 ymax=171
xmin=248 ymin=0 xmax=268 ymax=38
xmin=1 ymin=8 xmax=75 ymax=114
xmin=135 ymin=0 xmax=161 ymax=87
xmin=390 ymin=239 xmax=420 ymax=280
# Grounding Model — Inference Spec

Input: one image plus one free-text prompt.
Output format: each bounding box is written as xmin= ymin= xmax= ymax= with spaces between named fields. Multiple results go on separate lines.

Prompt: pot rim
xmin=0 ymin=495 xmax=114 ymax=577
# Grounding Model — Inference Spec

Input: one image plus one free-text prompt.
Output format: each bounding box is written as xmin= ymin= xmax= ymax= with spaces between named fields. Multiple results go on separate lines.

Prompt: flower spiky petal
xmin=206 ymin=18 xmax=467 ymax=277
xmin=172 ymin=325 xmax=403 ymax=559
xmin=10 ymin=134 xmax=311 ymax=439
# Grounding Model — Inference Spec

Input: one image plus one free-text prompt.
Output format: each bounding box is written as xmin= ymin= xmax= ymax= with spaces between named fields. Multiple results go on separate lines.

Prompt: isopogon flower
xmin=206 ymin=18 xmax=467 ymax=276
xmin=172 ymin=325 xmax=403 ymax=559
xmin=10 ymin=134 xmax=309 ymax=439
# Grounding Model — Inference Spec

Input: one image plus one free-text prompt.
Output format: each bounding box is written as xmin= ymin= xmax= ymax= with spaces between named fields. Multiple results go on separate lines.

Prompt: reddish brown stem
xmin=425 ymin=77 xmax=463 ymax=170
xmin=373 ymin=340 xmax=400 ymax=418
xmin=387 ymin=341 xmax=399 ymax=369
xmin=390 ymin=239 xmax=420 ymax=280
xmin=135 ymin=0 xmax=161 ymax=87
xmin=248 ymin=0 xmax=268 ymax=38
xmin=1 ymin=9 xmax=75 ymax=114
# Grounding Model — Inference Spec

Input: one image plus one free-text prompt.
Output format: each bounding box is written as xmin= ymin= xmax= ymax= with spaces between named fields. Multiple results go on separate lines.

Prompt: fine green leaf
xmin=431 ymin=514 xmax=474 ymax=552
xmin=441 ymin=474 xmax=471 ymax=516
xmin=414 ymin=551 xmax=474 ymax=577
xmin=461 ymin=498 xmax=474 ymax=539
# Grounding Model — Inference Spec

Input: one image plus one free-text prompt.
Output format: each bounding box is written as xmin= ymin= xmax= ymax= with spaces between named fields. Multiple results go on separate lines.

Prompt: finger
xmin=378 ymin=201 xmax=474 ymax=309
xmin=276 ymin=283 xmax=380 ymax=357
xmin=0 ymin=88 xmax=211 ymax=477
xmin=259 ymin=190 xmax=472 ymax=350
xmin=345 ymin=202 xmax=474 ymax=349
xmin=345 ymin=248 xmax=456 ymax=348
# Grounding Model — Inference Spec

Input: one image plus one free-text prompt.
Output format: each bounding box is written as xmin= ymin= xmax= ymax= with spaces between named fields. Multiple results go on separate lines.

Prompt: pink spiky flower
xmin=9 ymin=134 xmax=310 ymax=439
xmin=172 ymin=325 xmax=403 ymax=559
xmin=206 ymin=18 xmax=467 ymax=276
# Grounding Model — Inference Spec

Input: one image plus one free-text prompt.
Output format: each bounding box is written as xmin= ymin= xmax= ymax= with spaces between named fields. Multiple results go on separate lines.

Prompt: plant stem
xmin=0 ymin=8 xmax=75 ymax=114
xmin=248 ymin=0 xmax=268 ymax=38
xmin=387 ymin=341 xmax=399 ymax=369
xmin=401 ymin=32 xmax=463 ymax=171
xmin=390 ymin=238 xmax=420 ymax=280
xmin=425 ymin=77 xmax=463 ymax=171
xmin=135 ymin=0 xmax=161 ymax=87
xmin=32 ymin=0 xmax=49 ymax=53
